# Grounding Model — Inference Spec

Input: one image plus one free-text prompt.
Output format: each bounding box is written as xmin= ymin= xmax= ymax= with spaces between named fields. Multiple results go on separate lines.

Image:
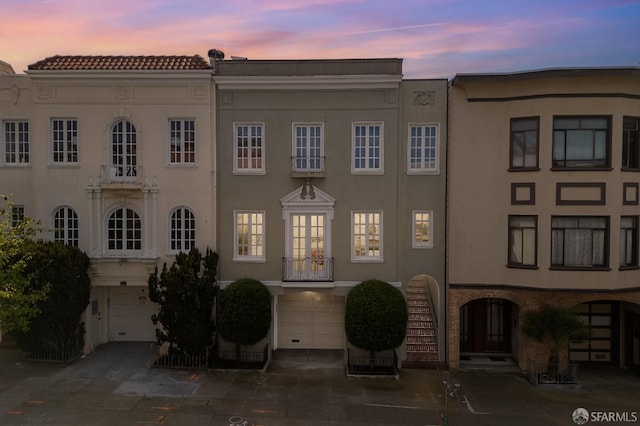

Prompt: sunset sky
xmin=2 ymin=0 xmax=639 ymax=78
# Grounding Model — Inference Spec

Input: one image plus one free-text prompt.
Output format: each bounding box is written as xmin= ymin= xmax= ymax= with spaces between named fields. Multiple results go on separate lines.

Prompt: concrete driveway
xmin=1 ymin=343 xmax=639 ymax=425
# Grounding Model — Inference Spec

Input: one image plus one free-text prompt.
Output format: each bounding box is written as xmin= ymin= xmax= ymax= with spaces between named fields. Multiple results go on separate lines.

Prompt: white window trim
xmin=351 ymin=121 xmax=384 ymax=175
xmin=233 ymin=210 xmax=266 ymax=262
xmin=3 ymin=119 xmax=30 ymax=166
xmin=407 ymin=123 xmax=439 ymax=175
xmin=50 ymin=205 xmax=79 ymax=247
xmin=104 ymin=206 xmax=143 ymax=257
xmin=167 ymin=206 xmax=197 ymax=254
xmin=412 ymin=210 xmax=433 ymax=249
xmin=291 ymin=122 xmax=324 ymax=172
xmin=351 ymin=210 xmax=383 ymax=262
xmin=233 ymin=122 xmax=266 ymax=175
xmin=50 ymin=118 xmax=79 ymax=166
xmin=167 ymin=118 xmax=198 ymax=167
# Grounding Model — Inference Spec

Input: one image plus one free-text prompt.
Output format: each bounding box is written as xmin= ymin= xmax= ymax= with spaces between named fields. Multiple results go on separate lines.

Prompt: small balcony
xmin=290 ymin=156 xmax=325 ymax=178
xmin=100 ymin=165 xmax=143 ymax=189
xmin=282 ymin=256 xmax=334 ymax=282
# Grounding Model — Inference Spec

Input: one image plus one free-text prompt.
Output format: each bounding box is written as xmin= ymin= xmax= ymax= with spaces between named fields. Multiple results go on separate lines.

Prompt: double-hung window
xmin=234 ymin=123 xmax=264 ymax=173
xmin=551 ymin=216 xmax=609 ymax=269
xmin=352 ymin=211 xmax=382 ymax=261
xmin=52 ymin=206 xmax=79 ymax=247
xmin=169 ymin=119 xmax=196 ymax=165
xmin=412 ymin=211 xmax=433 ymax=248
xmin=408 ymin=124 xmax=438 ymax=173
xmin=11 ymin=205 xmax=24 ymax=227
xmin=620 ymin=216 xmax=638 ymax=269
xmin=510 ymin=117 xmax=538 ymax=169
xmin=51 ymin=119 xmax=78 ymax=164
xmin=552 ymin=116 xmax=610 ymax=169
xmin=508 ymin=215 xmax=537 ymax=267
xmin=352 ymin=122 xmax=383 ymax=174
xmin=293 ymin=123 xmax=323 ymax=172
xmin=4 ymin=120 xmax=29 ymax=165
xmin=622 ymin=117 xmax=640 ymax=169
xmin=234 ymin=211 xmax=265 ymax=261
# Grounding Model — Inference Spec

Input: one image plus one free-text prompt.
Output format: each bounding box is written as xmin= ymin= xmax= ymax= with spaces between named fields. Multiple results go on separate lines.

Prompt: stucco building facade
xmin=448 ymin=68 xmax=640 ymax=371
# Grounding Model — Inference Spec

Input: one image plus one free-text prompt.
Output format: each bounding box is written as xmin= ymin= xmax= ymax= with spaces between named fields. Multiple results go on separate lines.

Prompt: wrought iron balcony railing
xmin=282 ymin=256 xmax=334 ymax=282
xmin=100 ymin=164 xmax=143 ymax=184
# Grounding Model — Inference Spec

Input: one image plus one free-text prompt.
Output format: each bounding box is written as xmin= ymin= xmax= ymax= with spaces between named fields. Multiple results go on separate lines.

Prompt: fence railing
xmin=347 ymin=349 xmax=398 ymax=375
xmin=291 ymin=156 xmax=325 ymax=173
xmin=282 ymin=257 xmax=334 ymax=281
xmin=24 ymin=349 xmax=80 ymax=363
xmin=215 ymin=344 xmax=269 ymax=369
xmin=152 ymin=344 xmax=214 ymax=369
xmin=526 ymin=357 xmax=578 ymax=385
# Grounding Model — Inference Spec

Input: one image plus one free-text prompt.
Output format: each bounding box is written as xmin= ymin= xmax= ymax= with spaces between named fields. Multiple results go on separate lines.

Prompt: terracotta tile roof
xmin=28 ymin=55 xmax=211 ymax=71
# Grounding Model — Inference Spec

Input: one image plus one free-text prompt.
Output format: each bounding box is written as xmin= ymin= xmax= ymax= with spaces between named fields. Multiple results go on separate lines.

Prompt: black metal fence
xmin=24 ymin=349 xmax=80 ymax=363
xmin=526 ymin=357 xmax=579 ymax=385
xmin=215 ymin=344 xmax=269 ymax=369
xmin=152 ymin=344 xmax=214 ymax=369
xmin=347 ymin=349 xmax=398 ymax=376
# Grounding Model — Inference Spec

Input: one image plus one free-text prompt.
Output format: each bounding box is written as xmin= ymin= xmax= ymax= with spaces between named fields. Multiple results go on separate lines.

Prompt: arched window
xmin=111 ymin=120 xmax=137 ymax=180
xmin=170 ymin=207 xmax=196 ymax=252
xmin=52 ymin=206 xmax=78 ymax=247
xmin=107 ymin=207 xmax=141 ymax=252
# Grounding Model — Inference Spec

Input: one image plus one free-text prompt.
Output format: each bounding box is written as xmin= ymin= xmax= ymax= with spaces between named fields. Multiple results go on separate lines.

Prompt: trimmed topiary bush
xmin=345 ymin=279 xmax=408 ymax=365
xmin=217 ymin=278 xmax=272 ymax=363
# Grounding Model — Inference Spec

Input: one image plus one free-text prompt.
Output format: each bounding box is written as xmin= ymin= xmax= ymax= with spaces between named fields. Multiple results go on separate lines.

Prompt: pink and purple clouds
xmin=1 ymin=0 xmax=638 ymax=77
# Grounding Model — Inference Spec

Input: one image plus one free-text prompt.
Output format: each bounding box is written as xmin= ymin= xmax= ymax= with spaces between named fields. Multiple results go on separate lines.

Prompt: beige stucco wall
xmin=449 ymin=72 xmax=640 ymax=291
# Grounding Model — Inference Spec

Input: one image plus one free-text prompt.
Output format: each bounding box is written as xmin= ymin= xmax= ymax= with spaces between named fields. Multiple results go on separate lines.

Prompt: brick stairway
xmin=403 ymin=281 xmax=443 ymax=368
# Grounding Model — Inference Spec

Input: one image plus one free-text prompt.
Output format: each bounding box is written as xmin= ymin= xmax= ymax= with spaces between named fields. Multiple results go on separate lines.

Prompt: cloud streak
xmin=0 ymin=0 xmax=638 ymax=77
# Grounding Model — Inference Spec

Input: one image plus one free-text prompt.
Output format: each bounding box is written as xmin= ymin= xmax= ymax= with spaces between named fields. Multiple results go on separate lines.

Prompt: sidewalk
xmin=1 ymin=343 xmax=639 ymax=425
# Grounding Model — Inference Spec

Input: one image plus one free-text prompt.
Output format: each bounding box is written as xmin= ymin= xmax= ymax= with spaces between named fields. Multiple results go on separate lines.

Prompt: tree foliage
xmin=148 ymin=247 xmax=218 ymax=356
xmin=13 ymin=241 xmax=91 ymax=354
xmin=0 ymin=194 xmax=48 ymax=333
xmin=345 ymin=279 xmax=408 ymax=355
xmin=217 ymin=278 xmax=271 ymax=360
xmin=521 ymin=304 xmax=589 ymax=368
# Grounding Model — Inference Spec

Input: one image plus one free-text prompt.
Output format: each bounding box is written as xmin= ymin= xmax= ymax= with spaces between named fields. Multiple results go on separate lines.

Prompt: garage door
xmin=278 ymin=292 xmax=345 ymax=349
xmin=109 ymin=287 xmax=158 ymax=341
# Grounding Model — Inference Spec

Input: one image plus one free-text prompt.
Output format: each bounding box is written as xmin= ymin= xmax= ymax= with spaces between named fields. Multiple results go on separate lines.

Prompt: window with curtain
xmin=551 ymin=216 xmax=608 ymax=268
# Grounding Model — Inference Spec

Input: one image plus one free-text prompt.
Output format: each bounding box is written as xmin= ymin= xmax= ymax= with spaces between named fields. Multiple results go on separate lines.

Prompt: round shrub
xmin=217 ymin=278 xmax=272 ymax=345
xmin=345 ymin=279 xmax=408 ymax=352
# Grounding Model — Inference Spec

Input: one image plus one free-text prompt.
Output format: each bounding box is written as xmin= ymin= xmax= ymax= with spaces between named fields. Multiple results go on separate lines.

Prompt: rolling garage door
xmin=109 ymin=287 xmax=158 ymax=341
xmin=278 ymin=292 xmax=345 ymax=349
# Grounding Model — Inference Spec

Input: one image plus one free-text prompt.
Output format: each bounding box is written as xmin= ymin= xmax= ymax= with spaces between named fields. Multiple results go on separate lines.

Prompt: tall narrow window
xmin=408 ymin=124 xmax=439 ymax=173
xmin=11 ymin=205 xmax=24 ymax=227
xmin=412 ymin=211 xmax=433 ymax=248
xmin=551 ymin=216 xmax=609 ymax=268
xmin=620 ymin=216 xmax=638 ymax=268
xmin=234 ymin=211 xmax=265 ymax=261
xmin=352 ymin=211 xmax=382 ymax=261
xmin=552 ymin=117 xmax=610 ymax=169
xmin=169 ymin=119 xmax=196 ymax=165
xmin=510 ymin=117 xmax=538 ymax=169
xmin=107 ymin=207 xmax=141 ymax=253
xmin=293 ymin=123 xmax=323 ymax=172
xmin=622 ymin=117 xmax=640 ymax=169
xmin=111 ymin=120 xmax=137 ymax=180
xmin=508 ymin=215 xmax=537 ymax=267
xmin=234 ymin=123 xmax=264 ymax=173
xmin=51 ymin=119 xmax=78 ymax=164
xmin=352 ymin=123 xmax=383 ymax=173
xmin=52 ymin=206 xmax=79 ymax=247
xmin=4 ymin=120 xmax=29 ymax=165
xmin=169 ymin=207 xmax=196 ymax=252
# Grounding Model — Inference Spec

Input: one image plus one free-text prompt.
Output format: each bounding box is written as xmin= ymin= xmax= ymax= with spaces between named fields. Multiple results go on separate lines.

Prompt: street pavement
xmin=0 ymin=342 xmax=639 ymax=425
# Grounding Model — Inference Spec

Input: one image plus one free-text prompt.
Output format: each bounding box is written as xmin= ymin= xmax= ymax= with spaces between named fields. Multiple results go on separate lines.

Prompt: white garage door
xmin=109 ymin=287 xmax=158 ymax=341
xmin=278 ymin=292 xmax=345 ymax=349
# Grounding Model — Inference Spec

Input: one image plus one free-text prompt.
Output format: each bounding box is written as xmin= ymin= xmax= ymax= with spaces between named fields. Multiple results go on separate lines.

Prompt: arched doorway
xmin=460 ymin=298 xmax=517 ymax=354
